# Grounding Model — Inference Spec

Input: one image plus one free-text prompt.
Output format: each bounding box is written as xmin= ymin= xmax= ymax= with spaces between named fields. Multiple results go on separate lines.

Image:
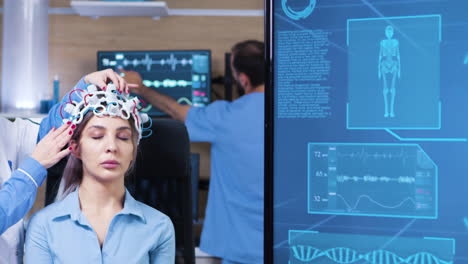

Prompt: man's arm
xmin=121 ymin=70 xmax=190 ymax=122
xmin=139 ymin=85 xmax=190 ymax=122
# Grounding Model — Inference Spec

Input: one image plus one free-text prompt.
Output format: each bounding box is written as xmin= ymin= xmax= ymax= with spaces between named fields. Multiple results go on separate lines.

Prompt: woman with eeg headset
xmin=0 ymin=69 xmax=133 ymax=263
xmin=24 ymin=70 xmax=175 ymax=263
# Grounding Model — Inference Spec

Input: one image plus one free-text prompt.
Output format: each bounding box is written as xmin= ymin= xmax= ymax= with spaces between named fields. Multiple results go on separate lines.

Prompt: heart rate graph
xmin=308 ymin=143 xmax=437 ymax=218
xmin=142 ymin=79 xmax=193 ymax=88
xmin=289 ymin=231 xmax=455 ymax=264
xmin=98 ymin=50 xmax=211 ymax=116
xmin=100 ymin=52 xmax=209 ymax=74
xmin=337 ymin=175 xmax=416 ymax=184
xmin=102 ymin=53 xmax=192 ymax=72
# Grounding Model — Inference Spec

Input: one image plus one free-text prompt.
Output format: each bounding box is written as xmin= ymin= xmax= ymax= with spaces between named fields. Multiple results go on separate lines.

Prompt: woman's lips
xmin=101 ymin=160 xmax=120 ymax=169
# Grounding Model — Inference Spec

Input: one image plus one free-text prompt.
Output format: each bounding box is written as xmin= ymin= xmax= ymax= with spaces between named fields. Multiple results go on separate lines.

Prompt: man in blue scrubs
xmin=122 ymin=40 xmax=265 ymax=264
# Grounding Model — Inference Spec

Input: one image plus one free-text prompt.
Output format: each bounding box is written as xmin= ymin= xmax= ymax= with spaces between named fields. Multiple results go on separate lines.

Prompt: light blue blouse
xmin=24 ymin=188 xmax=175 ymax=264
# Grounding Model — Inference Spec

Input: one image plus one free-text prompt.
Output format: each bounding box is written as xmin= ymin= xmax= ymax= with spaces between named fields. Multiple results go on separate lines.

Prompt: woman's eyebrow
xmin=87 ymin=125 xmax=105 ymax=130
xmin=87 ymin=126 xmax=130 ymax=130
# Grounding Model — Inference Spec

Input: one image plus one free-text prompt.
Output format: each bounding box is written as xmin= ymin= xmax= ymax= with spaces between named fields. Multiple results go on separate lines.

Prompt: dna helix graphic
xmin=290 ymin=245 xmax=452 ymax=264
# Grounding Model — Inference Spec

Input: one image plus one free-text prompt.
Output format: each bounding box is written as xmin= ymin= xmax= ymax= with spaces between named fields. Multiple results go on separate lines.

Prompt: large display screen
xmin=98 ymin=50 xmax=211 ymax=116
xmin=266 ymin=1 xmax=468 ymax=263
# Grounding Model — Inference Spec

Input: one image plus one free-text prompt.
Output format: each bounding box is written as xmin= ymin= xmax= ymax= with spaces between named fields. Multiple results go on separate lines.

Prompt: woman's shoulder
xmin=31 ymin=189 xmax=80 ymax=222
xmin=134 ymin=201 xmax=174 ymax=233
xmin=28 ymin=199 xmax=67 ymax=228
xmin=135 ymin=201 xmax=172 ymax=223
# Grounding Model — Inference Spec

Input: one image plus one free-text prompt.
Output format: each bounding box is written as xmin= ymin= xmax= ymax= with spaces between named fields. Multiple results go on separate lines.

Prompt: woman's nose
xmin=105 ymin=138 xmax=117 ymax=153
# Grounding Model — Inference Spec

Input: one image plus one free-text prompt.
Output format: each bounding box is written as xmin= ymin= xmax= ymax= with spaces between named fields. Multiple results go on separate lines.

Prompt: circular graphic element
xmin=281 ymin=0 xmax=316 ymax=20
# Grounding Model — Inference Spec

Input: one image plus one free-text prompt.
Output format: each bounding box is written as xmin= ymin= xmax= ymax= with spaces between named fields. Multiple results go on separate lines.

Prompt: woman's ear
xmin=69 ymin=140 xmax=81 ymax=159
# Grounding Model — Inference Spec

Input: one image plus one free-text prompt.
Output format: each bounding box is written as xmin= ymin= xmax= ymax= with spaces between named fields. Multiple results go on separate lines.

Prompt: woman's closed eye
xmin=91 ymin=135 xmax=104 ymax=140
xmin=117 ymin=132 xmax=131 ymax=141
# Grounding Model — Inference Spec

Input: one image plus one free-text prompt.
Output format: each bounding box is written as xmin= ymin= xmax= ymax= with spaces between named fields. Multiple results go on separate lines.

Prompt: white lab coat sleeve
xmin=14 ymin=119 xmax=40 ymax=166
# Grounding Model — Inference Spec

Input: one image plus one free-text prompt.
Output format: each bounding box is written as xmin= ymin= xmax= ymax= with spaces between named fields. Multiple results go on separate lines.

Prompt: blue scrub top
xmin=185 ymin=92 xmax=264 ymax=264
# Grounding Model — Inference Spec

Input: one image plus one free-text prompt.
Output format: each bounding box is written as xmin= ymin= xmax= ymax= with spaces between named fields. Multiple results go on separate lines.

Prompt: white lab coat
xmin=0 ymin=117 xmax=39 ymax=264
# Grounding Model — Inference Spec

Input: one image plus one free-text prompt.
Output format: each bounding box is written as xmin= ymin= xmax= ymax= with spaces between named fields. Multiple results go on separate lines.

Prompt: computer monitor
xmin=266 ymin=1 xmax=468 ymax=263
xmin=97 ymin=50 xmax=211 ymax=116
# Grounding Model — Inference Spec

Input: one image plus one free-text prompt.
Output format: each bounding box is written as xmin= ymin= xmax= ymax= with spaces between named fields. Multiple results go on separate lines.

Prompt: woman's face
xmin=73 ymin=115 xmax=135 ymax=183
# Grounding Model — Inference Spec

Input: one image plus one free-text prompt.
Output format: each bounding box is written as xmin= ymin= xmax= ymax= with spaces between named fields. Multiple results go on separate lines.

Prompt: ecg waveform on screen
xmin=335 ymin=194 xmax=419 ymax=211
xmin=177 ymin=97 xmax=192 ymax=105
xmin=337 ymin=148 xmax=416 ymax=165
xmin=102 ymin=53 xmax=193 ymax=71
xmin=308 ymin=143 xmax=437 ymax=218
xmin=337 ymin=175 xmax=416 ymax=184
xmin=290 ymin=245 xmax=453 ymax=264
xmin=142 ymin=79 xmax=192 ymax=88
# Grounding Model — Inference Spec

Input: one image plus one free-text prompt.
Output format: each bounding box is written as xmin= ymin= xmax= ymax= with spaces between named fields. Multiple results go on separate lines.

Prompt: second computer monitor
xmin=97 ymin=50 xmax=211 ymax=116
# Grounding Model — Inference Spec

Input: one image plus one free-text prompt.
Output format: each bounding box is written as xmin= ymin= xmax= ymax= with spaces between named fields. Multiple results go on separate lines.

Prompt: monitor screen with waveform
xmin=97 ymin=50 xmax=211 ymax=116
xmin=267 ymin=1 xmax=468 ymax=263
xmin=308 ymin=143 xmax=436 ymax=219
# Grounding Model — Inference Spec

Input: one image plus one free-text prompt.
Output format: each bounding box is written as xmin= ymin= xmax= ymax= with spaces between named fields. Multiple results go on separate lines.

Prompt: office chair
xmin=45 ymin=118 xmax=195 ymax=264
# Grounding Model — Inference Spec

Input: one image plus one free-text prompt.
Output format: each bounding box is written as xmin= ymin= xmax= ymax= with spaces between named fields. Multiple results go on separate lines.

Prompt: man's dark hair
xmin=231 ymin=40 xmax=265 ymax=88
